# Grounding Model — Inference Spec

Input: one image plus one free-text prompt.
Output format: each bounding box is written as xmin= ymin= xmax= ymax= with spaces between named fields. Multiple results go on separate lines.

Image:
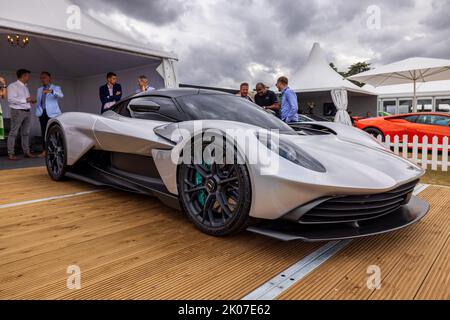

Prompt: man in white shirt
xmin=7 ymin=69 xmax=37 ymax=160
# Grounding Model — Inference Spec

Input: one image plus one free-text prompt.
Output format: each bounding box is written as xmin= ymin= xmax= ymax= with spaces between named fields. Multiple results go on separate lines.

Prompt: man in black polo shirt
xmin=254 ymin=82 xmax=280 ymax=118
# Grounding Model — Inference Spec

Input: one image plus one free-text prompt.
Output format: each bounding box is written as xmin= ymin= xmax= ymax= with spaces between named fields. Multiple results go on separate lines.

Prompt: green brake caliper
xmin=195 ymin=162 xmax=209 ymax=206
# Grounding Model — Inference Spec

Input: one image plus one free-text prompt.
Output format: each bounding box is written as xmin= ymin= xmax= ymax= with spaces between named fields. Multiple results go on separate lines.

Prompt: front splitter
xmin=247 ymin=196 xmax=430 ymax=242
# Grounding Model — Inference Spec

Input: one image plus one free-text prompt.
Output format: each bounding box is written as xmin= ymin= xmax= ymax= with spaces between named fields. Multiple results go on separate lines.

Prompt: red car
xmin=355 ymin=112 xmax=450 ymax=144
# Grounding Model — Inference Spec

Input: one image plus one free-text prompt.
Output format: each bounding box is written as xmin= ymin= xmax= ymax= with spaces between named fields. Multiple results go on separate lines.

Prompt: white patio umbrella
xmin=348 ymin=57 xmax=450 ymax=112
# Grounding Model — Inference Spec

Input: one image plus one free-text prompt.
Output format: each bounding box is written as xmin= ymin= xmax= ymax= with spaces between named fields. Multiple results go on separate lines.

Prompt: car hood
xmin=284 ymin=134 xmax=423 ymax=190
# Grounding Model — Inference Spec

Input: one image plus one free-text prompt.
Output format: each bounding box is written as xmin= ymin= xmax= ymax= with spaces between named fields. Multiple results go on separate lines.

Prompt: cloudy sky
xmin=73 ymin=0 xmax=449 ymax=88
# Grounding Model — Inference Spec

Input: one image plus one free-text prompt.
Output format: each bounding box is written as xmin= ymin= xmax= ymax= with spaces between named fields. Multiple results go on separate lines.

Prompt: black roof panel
xmin=133 ymin=88 xmax=231 ymax=99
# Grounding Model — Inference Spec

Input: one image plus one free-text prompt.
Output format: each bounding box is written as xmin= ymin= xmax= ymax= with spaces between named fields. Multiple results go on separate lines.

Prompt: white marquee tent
xmin=364 ymin=80 xmax=450 ymax=114
xmin=0 ymin=0 xmax=178 ymax=136
xmin=364 ymin=80 xmax=450 ymax=97
xmin=348 ymin=57 xmax=450 ymax=112
xmin=289 ymin=43 xmax=377 ymax=120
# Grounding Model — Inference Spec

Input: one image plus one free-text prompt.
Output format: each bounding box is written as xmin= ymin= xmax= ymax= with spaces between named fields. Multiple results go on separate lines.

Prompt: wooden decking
xmin=277 ymin=186 xmax=450 ymax=300
xmin=0 ymin=167 xmax=449 ymax=300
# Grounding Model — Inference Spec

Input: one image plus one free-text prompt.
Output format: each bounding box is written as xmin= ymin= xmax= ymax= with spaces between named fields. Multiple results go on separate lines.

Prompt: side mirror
xmin=129 ymin=100 xmax=160 ymax=112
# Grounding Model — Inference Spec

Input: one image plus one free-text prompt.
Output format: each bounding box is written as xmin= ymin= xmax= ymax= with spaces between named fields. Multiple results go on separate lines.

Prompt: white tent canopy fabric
xmin=363 ymin=80 xmax=450 ymax=97
xmin=349 ymin=57 xmax=450 ymax=112
xmin=0 ymin=0 xmax=178 ymax=139
xmin=331 ymin=89 xmax=352 ymax=126
xmin=348 ymin=58 xmax=450 ymax=86
xmin=290 ymin=43 xmax=375 ymax=95
xmin=290 ymin=43 xmax=375 ymax=125
xmin=0 ymin=0 xmax=177 ymax=61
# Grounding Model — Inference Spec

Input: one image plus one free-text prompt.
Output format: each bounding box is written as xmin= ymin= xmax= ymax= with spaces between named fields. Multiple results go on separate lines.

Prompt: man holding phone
xmin=7 ymin=69 xmax=37 ymax=160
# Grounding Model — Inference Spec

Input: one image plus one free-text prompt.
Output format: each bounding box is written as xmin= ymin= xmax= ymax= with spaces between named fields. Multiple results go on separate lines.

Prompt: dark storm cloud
xmin=72 ymin=0 xmax=191 ymax=25
xmin=77 ymin=0 xmax=449 ymax=87
xmin=269 ymin=0 xmax=319 ymax=36
xmin=356 ymin=0 xmax=449 ymax=64
xmin=423 ymin=0 xmax=450 ymax=30
xmin=179 ymin=44 xmax=249 ymax=86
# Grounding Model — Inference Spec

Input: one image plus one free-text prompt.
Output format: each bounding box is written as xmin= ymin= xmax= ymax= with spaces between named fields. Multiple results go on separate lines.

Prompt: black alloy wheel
xmin=178 ymin=139 xmax=252 ymax=236
xmin=46 ymin=125 xmax=68 ymax=181
xmin=364 ymin=127 xmax=385 ymax=141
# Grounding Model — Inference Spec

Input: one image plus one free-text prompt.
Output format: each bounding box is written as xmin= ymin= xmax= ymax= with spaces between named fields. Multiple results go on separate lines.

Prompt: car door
xmin=94 ymin=96 xmax=183 ymax=156
xmin=384 ymin=115 xmax=418 ymax=142
xmin=127 ymin=96 xmax=187 ymax=122
xmin=414 ymin=115 xmax=450 ymax=144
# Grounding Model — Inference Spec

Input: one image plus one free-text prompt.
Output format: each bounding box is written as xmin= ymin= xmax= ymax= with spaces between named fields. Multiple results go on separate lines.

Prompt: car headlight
xmin=256 ymin=132 xmax=326 ymax=173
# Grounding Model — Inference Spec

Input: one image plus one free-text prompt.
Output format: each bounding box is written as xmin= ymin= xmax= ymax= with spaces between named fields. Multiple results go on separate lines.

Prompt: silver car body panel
xmin=49 ymin=112 xmax=424 ymax=221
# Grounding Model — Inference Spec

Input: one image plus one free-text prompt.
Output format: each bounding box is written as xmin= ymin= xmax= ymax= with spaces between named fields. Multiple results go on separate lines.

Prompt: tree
xmin=329 ymin=63 xmax=346 ymax=77
xmin=330 ymin=61 xmax=371 ymax=87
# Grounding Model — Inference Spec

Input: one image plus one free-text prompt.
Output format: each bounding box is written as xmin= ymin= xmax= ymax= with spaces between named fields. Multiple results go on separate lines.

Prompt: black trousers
xmin=39 ymin=109 xmax=50 ymax=151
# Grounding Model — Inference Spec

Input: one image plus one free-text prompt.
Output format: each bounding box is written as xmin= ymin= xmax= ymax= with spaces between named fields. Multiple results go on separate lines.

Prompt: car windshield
xmin=178 ymin=94 xmax=296 ymax=134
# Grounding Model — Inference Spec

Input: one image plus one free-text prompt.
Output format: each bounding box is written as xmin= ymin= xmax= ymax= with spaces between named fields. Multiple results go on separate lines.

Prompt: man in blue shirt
xmin=36 ymin=71 xmax=64 ymax=157
xmin=276 ymin=76 xmax=298 ymax=123
xmin=135 ymin=75 xmax=156 ymax=94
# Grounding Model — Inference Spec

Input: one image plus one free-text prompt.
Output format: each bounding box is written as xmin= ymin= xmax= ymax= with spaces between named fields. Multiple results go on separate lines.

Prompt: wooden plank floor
xmin=0 ymin=167 xmax=322 ymax=300
xmin=277 ymin=186 xmax=450 ymax=300
xmin=1 ymin=167 xmax=449 ymax=300
xmin=0 ymin=167 xmax=92 ymax=205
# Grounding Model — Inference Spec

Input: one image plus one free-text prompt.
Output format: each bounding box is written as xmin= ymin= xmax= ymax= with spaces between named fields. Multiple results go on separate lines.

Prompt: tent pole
xmin=413 ymin=79 xmax=417 ymax=113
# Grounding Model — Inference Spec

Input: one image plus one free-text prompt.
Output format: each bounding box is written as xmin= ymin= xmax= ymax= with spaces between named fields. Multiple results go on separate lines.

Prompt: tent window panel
xmin=382 ymin=100 xmax=396 ymax=115
xmin=436 ymin=98 xmax=450 ymax=113
xmin=399 ymin=99 xmax=412 ymax=114
xmin=417 ymin=99 xmax=433 ymax=112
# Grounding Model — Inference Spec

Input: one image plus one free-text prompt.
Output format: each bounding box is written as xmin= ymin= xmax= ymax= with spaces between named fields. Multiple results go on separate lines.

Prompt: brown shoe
xmin=8 ymin=155 xmax=19 ymax=161
xmin=38 ymin=151 xmax=47 ymax=158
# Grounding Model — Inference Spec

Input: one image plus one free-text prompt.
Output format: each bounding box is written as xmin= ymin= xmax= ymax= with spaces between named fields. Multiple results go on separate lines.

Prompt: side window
xmin=128 ymin=97 xmax=181 ymax=122
xmin=430 ymin=116 xmax=450 ymax=127
xmin=417 ymin=115 xmax=450 ymax=126
xmin=401 ymin=115 xmax=418 ymax=123
xmin=112 ymin=100 xmax=131 ymax=117
xmin=416 ymin=115 xmax=430 ymax=125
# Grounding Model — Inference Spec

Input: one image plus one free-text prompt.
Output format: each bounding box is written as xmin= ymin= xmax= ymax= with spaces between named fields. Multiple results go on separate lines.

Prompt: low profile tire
xmin=177 ymin=139 xmax=252 ymax=237
xmin=45 ymin=124 xmax=68 ymax=181
xmin=364 ymin=127 xmax=384 ymax=140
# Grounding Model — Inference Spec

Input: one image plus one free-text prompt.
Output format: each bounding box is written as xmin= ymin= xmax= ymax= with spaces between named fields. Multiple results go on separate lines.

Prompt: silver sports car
xmin=45 ymin=89 xmax=429 ymax=241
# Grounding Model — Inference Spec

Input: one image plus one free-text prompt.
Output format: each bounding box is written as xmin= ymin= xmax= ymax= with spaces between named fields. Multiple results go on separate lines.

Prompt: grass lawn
xmin=421 ymin=169 xmax=450 ymax=187
xmin=396 ymin=151 xmax=449 ymax=186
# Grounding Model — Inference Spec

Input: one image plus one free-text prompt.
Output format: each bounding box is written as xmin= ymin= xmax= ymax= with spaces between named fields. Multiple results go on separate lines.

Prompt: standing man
xmin=0 ymin=76 xmax=7 ymax=141
xmin=236 ymin=83 xmax=254 ymax=102
xmin=136 ymin=75 xmax=155 ymax=94
xmin=36 ymin=71 xmax=64 ymax=158
xmin=100 ymin=72 xmax=122 ymax=114
xmin=255 ymin=82 xmax=280 ymax=118
xmin=276 ymin=76 xmax=298 ymax=123
xmin=7 ymin=69 xmax=37 ymax=160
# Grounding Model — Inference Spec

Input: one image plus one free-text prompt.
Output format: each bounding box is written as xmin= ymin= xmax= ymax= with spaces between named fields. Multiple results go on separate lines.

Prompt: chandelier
xmin=7 ymin=34 xmax=29 ymax=48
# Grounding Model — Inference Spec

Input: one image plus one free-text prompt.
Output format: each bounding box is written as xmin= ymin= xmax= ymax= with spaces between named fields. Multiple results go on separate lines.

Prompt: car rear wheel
xmin=364 ymin=127 xmax=384 ymax=141
xmin=177 ymin=139 xmax=252 ymax=236
xmin=46 ymin=125 xmax=68 ymax=181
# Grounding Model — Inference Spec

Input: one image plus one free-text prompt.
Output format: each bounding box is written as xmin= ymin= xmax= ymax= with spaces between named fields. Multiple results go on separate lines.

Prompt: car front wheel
xmin=45 ymin=124 xmax=68 ymax=181
xmin=364 ymin=127 xmax=385 ymax=141
xmin=177 ymin=141 xmax=252 ymax=236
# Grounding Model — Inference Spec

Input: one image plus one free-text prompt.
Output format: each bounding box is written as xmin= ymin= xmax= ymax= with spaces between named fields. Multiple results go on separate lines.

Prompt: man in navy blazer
xmin=36 ymin=71 xmax=64 ymax=157
xmin=100 ymin=72 xmax=122 ymax=114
